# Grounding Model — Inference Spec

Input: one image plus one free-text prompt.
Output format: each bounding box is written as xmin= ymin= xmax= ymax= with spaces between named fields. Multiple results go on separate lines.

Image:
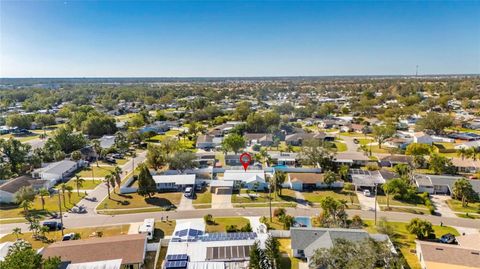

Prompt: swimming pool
xmin=294 ymin=216 xmax=311 ymax=227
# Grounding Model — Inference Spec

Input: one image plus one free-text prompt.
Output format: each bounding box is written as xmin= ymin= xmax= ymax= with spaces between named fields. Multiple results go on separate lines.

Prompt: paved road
xmin=2 ymin=207 xmax=478 ymax=234
xmin=78 ymin=151 xmax=147 ymax=214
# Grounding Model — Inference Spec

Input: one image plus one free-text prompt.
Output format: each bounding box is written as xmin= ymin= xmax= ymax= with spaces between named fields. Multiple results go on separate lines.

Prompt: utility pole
xmin=374 ymin=183 xmax=378 ymax=226
xmin=57 ymin=191 xmax=64 ymax=236
xmin=269 ymin=178 xmax=273 ymax=221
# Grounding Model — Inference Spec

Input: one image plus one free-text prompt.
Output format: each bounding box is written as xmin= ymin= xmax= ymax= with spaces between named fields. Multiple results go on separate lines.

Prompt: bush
xmin=350 ymin=215 xmax=363 ymax=228
xmin=240 ymin=223 xmax=253 ymax=232
xmin=226 ymin=225 xmax=239 ymax=233
xmin=366 ymin=163 xmax=380 ymax=171
xmin=273 ymin=208 xmax=286 ymax=218
xmin=203 ymin=214 xmax=214 ymax=225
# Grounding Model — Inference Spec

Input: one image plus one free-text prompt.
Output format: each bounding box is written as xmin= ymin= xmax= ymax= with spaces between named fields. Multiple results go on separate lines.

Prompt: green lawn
xmin=262 ymin=217 xmax=288 ymax=230
xmin=278 ymin=238 xmax=300 ymax=269
xmin=333 ymin=142 xmax=347 ymax=152
xmin=339 ymin=132 xmax=371 ymax=137
xmin=0 ymin=133 xmax=40 ymax=142
xmin=55 ymin=179 xmax=101 ymax=190
xmin=446 ymin=199 xmax=480 ymax=214
xmin=303 ymin=190 xmax=359 ymax=204
xmin=376 ymin=195 xmax=427 ymax=208
xmin=363 ymin=220 xmax=458 ymax=269
xmin=99 ymin=191 xmax=182 ymax=210
xmin=0 ymin=192 xmax=85 ymax=219
xmin=76 ymin=165 xmax=115 ymax=178
xmin=380 ymin=206 xmax=429 ymax=215
xmin=231 ymin=189 xmax=297 ymax=204
xmin=205 ymin=217 xmax=250 ymax=233
xmin=153 ymin=220 xmax=176 ymax=240
xmin=358 ymin=138 xmax=374 ymax=145
xmin=0 ymin=224 xmax=129 ymax=249
xmin=193 ymin=188 xmax=212 ymax=204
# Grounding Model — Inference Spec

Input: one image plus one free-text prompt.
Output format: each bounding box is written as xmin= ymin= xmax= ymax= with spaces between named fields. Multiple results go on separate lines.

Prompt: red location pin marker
xmin=239 ymin=152 xmax=251 ymax=171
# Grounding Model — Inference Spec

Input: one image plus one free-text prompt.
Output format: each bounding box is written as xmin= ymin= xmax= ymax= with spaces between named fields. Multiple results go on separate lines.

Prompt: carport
xmin=210 ymin=180 xmax=234 ymax=194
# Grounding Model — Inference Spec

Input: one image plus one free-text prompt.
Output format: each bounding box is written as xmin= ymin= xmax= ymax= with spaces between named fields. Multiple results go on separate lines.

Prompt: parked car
xmin=43 ymin=221 xmax=63 ymax=231
xmin=111 ymin=153 xmax=124 ymax=159
xmin=440 ymin=233 xmax=457 ymax=244
xmin=62 ymin=233 xmax=76 ymax=241
xmin=70 ymin=205 xmax=87 ymax=214
xmin=363 ymin=189 xmax=371 ymax=197
xmin=184 ymin=187 xmax=194 ymax=198
xmin=105 ymin=157 xmax=116 ymax=164
xmin=353 ymin=138 xmax=359 ymax=144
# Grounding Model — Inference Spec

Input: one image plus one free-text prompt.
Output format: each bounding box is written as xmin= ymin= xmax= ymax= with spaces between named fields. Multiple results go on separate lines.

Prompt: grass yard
xmin=262 ymin=217 xmax=288 ymax=230
xmin=0 ymin=192 xmax=85 ymax=219
xmin=193 ymin=188 xmax=212 ymax=204
xmin=363 ymin=220 xmax=458 ymax=269
xmin=339 ymin=132 xmax=371 ymax=137
xmin=303 ymin=189 xmax=359 ymax=204
xmin=205 ymin=217 xmax=250 ymax=233
xmin=333 ymin=142 xmax=347 ymax=152
xmin=278 ymin=238 xmax=300 ymax=269
xmin=77 ymin=165 xmax=115 ymax=178
xmin=153 ymin=220 xmax=176 ymax=239
xmin=376 ymin=195 xmax=427 ymax=208
xmin=55 ymin=179 xmax=101 ymax=190
xmin=456 ymin=213 xmax=480 ymax=219
xmin=99 ymin=192 xmax=182 ymax=210
xmin=446 ymin=199 xmax=480 ymax=214
xmin=380 ymin=206 xmax=429 ymax=215
xmin=231 ymin=189 xmax=297 ymax=204
xmin=358 ymin=138 xmax=374 ymax=145
xmin=0 ymin=224 xmax=130 ymax=249
xmin=0 ymin=133 xmax=40 ymax=142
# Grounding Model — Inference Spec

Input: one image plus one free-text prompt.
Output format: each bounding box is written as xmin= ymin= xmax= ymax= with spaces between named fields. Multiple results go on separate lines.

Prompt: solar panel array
xmin=200 ymin=232 xmax=257 ymax=242
xmin=350 ymin=169 xmax=370 ymax=175
xmin=165 ymin=260 xmax=187 ymax=269
xmin=174 ymin=229 xmax=204 ymax=237
xmin=166 ymin=254 xmax=188 ymax=261
xmin=206 ymin=245 xmax=252 ymax=261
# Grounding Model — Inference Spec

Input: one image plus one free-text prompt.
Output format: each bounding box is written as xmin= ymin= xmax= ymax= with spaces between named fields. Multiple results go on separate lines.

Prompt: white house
xmin=32 ymin=160 xmax=80 ymax=189
xmin=454 ymin=140 xmax=480 ymax=150
xmin=152 ymin=174 xmax=196 ymax=191
xmin=0 ymin=176 xmax=48 ymax=203
xmin=412 ymin=132 xmax=434 ymax=145
xmin=223 ymin=170 xmax=267 ymax=190
xmin=287 ymin=173 xmax=343 ymax=191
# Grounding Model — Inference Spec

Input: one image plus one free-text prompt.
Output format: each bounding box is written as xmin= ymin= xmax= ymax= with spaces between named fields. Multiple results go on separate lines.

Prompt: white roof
xmin=223 ymin=170 xmax=265 ymax=183
xmin=167 ymin=239 xmax=256 ymax=262
xmin=66 ymin=259 xmax=122 ymax=269
xmin=0 ymin=242 xmax=14 ymax=261
xmin=36 ymin=160 xmax=77 ymax=177
xmin=99 ymin=135 xmax=116 ymax=149
xmin=187 ymin=262 xmax=225 ymax=269
xmin=210 ymin=180 xmax=234 ymax=187
xmin=153 ymin=174 xmax=196 ymax=185
xmin=173 ymin=219 xmax=206 ymax=237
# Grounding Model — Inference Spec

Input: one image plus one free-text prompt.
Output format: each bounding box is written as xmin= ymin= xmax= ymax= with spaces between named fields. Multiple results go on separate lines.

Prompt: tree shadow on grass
xmin=145 ymin=197 xmax=174 ymax=207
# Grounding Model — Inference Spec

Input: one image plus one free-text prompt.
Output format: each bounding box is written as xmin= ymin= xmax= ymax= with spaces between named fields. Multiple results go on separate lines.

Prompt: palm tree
xmin=113 ymin=166 xmax=123 ymax=191
xmin=65 ymin=185 xmax=73 ymax=203
xmin=73 ymin=175 xmax=85 ymax=195
xmin=19 ymin=200 xmax=32 ymax=216
xmin=338 ymin=165 xmax=349 ymax=181
xmin=274 ymin=171 xmax=286 ymax=196
xmin=457 ymin=147 xmax=471 ymax=160
xmin=131 ymin=151 xmax=137 ymax=176
xmin=38 ymin=188 xmax=50 ymax=211
xmin=12 ymin=227 xmax=22 ymax=240
xmin=92 ymin=140 xmax=102 ymax=167
xmin=60 ymin=183 xmax=68 ymax=207
xmin=104 ymin=174 xmax=113 ymax=199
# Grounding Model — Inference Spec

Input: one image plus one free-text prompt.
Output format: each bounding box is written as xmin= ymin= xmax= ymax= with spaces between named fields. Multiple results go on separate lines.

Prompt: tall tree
xmin=264 ymin=236 xmax=281 ymax=269
xmin=221 ymin=133 xmax=246 ymax=154
xmin=38 ymin=188 xmax=50 ymax=211
xmin=274 ymin=171 xmax=286 ymax=196
xmin=452 ymin=178 xmax=477 ymax=207
xmin=407 ymin=218 xmax=434 ymax=239
xmin=323 ymin=171 xmax=339 ymax=189
xmin=0 ymin=240 xmax=42 ymax=269
xmin=104 ymin=174 xmax=113 ymax=199
xmin=168 ymin=151 xmax=198 ymax=173
xmin=0 ymin=138 xmax=31 ymax=174
xmin=14 ymin=186 xmax=35 ymax=215
xmin=137 ymin=164 xmax=156 ymax=198
xmin=372 ymin=124 xmax=396 ymax=149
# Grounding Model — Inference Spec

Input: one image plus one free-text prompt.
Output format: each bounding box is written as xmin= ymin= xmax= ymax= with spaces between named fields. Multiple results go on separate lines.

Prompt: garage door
xmin=215 ymin=187 xmax=232 ymax=195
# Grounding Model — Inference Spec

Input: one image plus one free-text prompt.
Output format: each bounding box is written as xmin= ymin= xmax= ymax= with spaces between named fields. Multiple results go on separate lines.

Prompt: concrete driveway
xmin=212 ymin=188 xmax=233 ymax=209
xmin=177 ymin=194 xmax=194 ymax=211
xmin=357 ymin=191 xmax=379 ymax=211
xmin=431 ymin=195 xmax=457 ymax=218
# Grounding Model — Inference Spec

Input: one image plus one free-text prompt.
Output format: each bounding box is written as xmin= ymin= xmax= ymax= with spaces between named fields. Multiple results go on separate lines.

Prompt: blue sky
xmin=1 ymin=1 xmax=479 ymax=77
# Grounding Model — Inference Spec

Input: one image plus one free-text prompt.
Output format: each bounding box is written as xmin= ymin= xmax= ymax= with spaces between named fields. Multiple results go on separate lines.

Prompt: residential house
xmin=379 ymin=155 xmax=414 ymax=167
xmin=223 ymin=170 xmax=267 ymax=190
xmin=40 ymin=234 xmax=147 ymax=269
xmin=139 ymin=120 xmax=179 ymax=134
xmin=416 ymin=236 xmax=480 ymax=269
xmin=454 ymin=140 xmax=480 ymax=150
xmin=153 ymin=174 xmax=196 ymax=192
xmin=291 ymin=228 xmax=392 ymax=263
xmin=164 ymin=219 xmax=268 ymax=268
xmin=413 ymin=174 xmax=480 ymax=196
xmin=285 ymin=132 xmax=333 ymax=146
xmin=99 ymin=135 xmax=116 ymax=149
xmin=287 ymin=173 xmax=343 ymax=191
xmin=244 ymin=133 xmax=273 ymax=146
xmin=208 ymin=121 xmax=244 ymax=137
xmin=334 ymin=152 xmax=370 ymax=166
xmin=413 ymin=132 xmax=434 ymax=145
xmin=0 ymin=176 xmax=48 ymax=203
xmin=451 ymin=158 xmax=480 ymax=173
xmin=268 ymin=152 xmax=298 ymax=166
xmin=32 ymin=160 xmax=81 ymax=189
xmin=196 ymin=134 xmax=219 ymax=150
xmin=349 ymin=169 xmax=390 ymax=191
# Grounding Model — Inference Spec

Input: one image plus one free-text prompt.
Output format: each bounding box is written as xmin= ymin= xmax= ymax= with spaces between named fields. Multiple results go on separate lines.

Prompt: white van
xmin=138 ymin=218 xmax=154 ymax=240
